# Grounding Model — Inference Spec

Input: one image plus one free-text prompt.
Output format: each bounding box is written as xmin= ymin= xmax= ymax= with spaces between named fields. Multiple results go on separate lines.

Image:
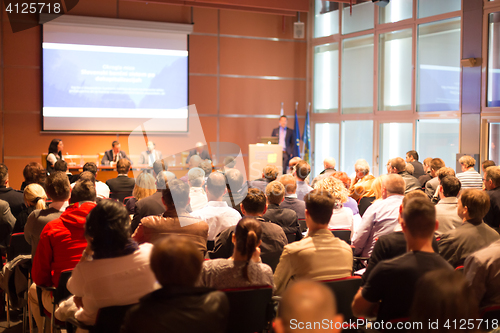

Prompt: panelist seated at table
xmin=186 ymin=142 xmax=210 ymax=164
xmin=101 ymin=140 xmax=131 ymax=165
xmin=138 ymin=141 xmax=163 ymax=166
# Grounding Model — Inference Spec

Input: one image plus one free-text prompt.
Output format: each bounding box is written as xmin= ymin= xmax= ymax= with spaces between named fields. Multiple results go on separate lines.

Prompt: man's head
xmin=437 ymin=167 xmax=455 ymax=183
xmin=482 ymin=160 xmax=496 ymax=173
xmin=54 ymin=160 xmax=68 ymax=172
xmin=45 ymin=171 xmax=71 ymax=202
xmin=225 ymin=169 xmax=244 ymax=193
xmin=147 ymin=141 xmax=155 ymax=152
xmin=354 ymin=159 xmax=370 ymax=179
xmin=294 ymin=161 xmax=310 ymax=181
xmin=303 ymin=189 xmax=335 ymax=226
xmin=430 ymin=158 xmax=445 ymax=177
xmin=195 ymin=142 xmax=205 ymax=154
xmin=112 ymin=140 xmax=121 ymax=154
xmin=288 ymin=157 xmax=302 ymax=173
xmin=200 ymin=160 xmax=212 ymax=177
xmin=156 ymin=171 xmax=177 ymax=190
xmin=387 ymin=157 xmax=406 ymax=174
xmin=440 ymin=176 xmax=461 ymax=198
xmin=459 ymin=155 xmax=476 ymax=171
xmin=188 ymin=155 xmax=202 ymax=168
xmin=323 ymin=157 xmax=336 ymax=170
xmin=206 ymin=172 xmax=227 ymax=200
xmin=223 ymin=156 xmax=236 ymax=169
xmin=458 ymin=189 xmax=490 ymax=224
xmin=401 ymin=197 xmax=437 ymax=240
xmin=423 ymin=157 xmax=433 ymax=173
xmin=274 ymin=280 xmax=342 ymax=333
xmin=23 ymin=162 xmax=46 ymax=185
xmin=162 ymin=179 xmax=190 ymax=212
xmin=279 ymin=174 xmax=297 ymax=195
xmin=406 ymin=150 xmax=419 ymax=162
xmin=279 ymin=115 xmax=287 ymax=128
xmin=153 ymin=159 xmax=168 ymax=175
xmin=70 ymin=180 xmax=96 ymax=204
xmin=241 ymin=188 xmax=267 ymax=216
xmin=82 ymin=162 xmax=98 ymax=176
xmin=78 ymin=171 xmax=96 ymax=183
xmin=0 ymin=164 xmax=8 ymax=186
xmin=188 ymin=167 xmax=205 ymax=188
xmin=265 ymin=181 xmax=285 ymax=205
xmin=263 ymin=164 xmax=280 ymax=182
xmin=484 ymin=166 xmax=500 ymax=190
xmin=381 ymin=174 xmax=405 ymax=198
xmin=150 ymin=236 xmax=203 ymax=287
xmin=117 ymin=158 xmax=131 ymax=175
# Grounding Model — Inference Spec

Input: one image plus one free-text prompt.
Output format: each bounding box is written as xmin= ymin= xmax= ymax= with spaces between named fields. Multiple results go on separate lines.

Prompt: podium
xmin=248 ymin=144 xmax=282 ymax=180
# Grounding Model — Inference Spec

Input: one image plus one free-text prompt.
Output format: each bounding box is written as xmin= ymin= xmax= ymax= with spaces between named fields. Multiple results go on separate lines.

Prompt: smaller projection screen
xmin=41 ymin=15 xmax=192 ymax=133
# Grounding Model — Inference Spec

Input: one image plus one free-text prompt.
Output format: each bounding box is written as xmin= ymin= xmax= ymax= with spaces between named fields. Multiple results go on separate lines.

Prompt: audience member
xmin=387 ymin=157 xmax=420 ymax=193
xmin=191 ymin=172 xmax=241 ymax=241
xmin=357 ymin=176 xmax=381 ymax=217
xmin=435 ymin=176 xmax=462 ymax=236
xmin=133 ymin=179 xmax=209 ymax=255
xmin=15 ymin=183 xmax=47 ymax=233
xmin=287 ymin=157 xmax=302 ymax=174
xmin=152 ymin=159 xmax=168 ymax=176
xmin=405 ymin=150 xmax=425 ymax=179
xmin=209 ymin=188 xmax=287 ymax=272
xmin=187 ymin=167 xmax=208 ymax=211
xmin=46 ymin=139 xmax=63 ymax=174
xmin=352 ymin=197 xmax=453 ymax=322
xmin=122 ymin=236 xmax=229 ymax=333
xmin=222 ymin=156 xmax=236 ymax=172
xmin=186 ymin=142 xmax=210 ymax=164
xmin=24 ymin=172 xmax=70 ymax=258
xmin=21 ymin=162 xmax=47 ymax=191
xmin=180 ymin=155 xmax=202 ymax=183
xmin=0 ymin=164 xmax=25 ymax=220
xmin=349 ymin=159 xmax=375 ymax=202
xmin=106 ymin=158 xmax=135 ymax=202
xmin=310 ymin=157 xmax=336 ymax=187
xmin=481 ymin=160 xmax=496 ymax=174
xmin=0 ymin=199 xmax=16 ymax=249
xmin=425 ymin=158 xmax=445 ymax=199
xmin=138 ymin=141 xmax=162 ymax=166
xmin=56 ymin=200 xmax=157 ymax=325
xmin=222 ymin=169 xmax=246 ymax=215
xmin=464 ymin=238 xmax=500 ymax=308
xmin=263 ymin=181 xmax=302 ymax=242
xmin=29 ymin=180 xmax=97 ymax=331
xmin=439 ymin=189 xmax=500 ymax=267
xmin=200 ymin=160 xmax=213 ymax=178
xmin=250 ymin=164 xmax=280 ymax=193
xmin=405 ymin=162 xmax=415 ymax=175
xmin=125 ymin=171 xmax=156 ymax=215
xmin=483 ymin=166 xmax=500 ymax=229
xmin=456 ymin=155 xmax=483 ymax=189
xmin=273 ymin=190 xmax=353 ymax=295
xmin=278 ymin=174 xmax=306 ymax=222
xmin=331 ymin=171 xmax=359 ymax=216
xmin=73 ymin=162 xmax=110 ymax=199
xmin=199 ymin=217 xmax=274 ymax=290
xmin=101 ymin=140 xmax=131 ymax=165
xmin=293 ymin=161 xmax=313 ymax=201
xmin=352 ymin=174 xmax=405 ymax=258
xmin=410 ymin=270 xmax=479 ymax=333
xmin=313 ymin=177 xmax=354 ymax=233
xmin=274 ymin=280 xmax=343 ymax=333
xmin=419 ymin=157 xmax=433 ymax=189
xmin=54 ymin=160 xmax=72 ymax=181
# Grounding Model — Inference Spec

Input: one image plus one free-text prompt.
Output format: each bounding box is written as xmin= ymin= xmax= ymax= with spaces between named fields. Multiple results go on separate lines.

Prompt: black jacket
xmin=131 ymin=191 xmax=164 ymax=232
xmin=0 ymin=186 xmax=25 ymax=220
xmin=263 ymin=203 xmax=302 ymax=242
xmin=484 ymin=187 xmax=500 ymax=229
xmin=106 ymin=175 xmax=135 ymax=203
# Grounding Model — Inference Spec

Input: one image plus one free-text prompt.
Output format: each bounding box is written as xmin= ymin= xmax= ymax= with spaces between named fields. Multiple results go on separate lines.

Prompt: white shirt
xmin=189 ymin=187 xmax=208 ymax=212
xmin=191 ymin=201 xmax=241 ymax=240
xmin=328 ymin=207 xmax=354 ymax=234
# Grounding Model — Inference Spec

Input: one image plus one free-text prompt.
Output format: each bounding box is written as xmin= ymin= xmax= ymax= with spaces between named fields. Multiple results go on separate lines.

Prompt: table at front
xmin=67 ymin=164 xmax=190 ymax=182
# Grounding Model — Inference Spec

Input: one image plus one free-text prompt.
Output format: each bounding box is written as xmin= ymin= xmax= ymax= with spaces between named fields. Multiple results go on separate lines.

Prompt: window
xmin=379 ymin=123 xmax=413 ymax=174
xmin=379 ymin=0 xmax=413 ymax=24
xmin=489 ymin=123 xmax=500 ymax=164
xmin=379 ymin=29 xmax=412 ymax=111
xmin=342 ymin=2 xmax=374 ymax=35
xmin=341 ymin=120 xmax=374 ymax=176
xmin=417 ymin=18 xmax=461 ymax=112
xmin=314 ymin=0 xmax=339 ymax=38
xmin=418 ymin=0 xmax=461 ymax=19
xmin=342 ymin=34 xmax=374 ymax=114
xmin=416 ymin=119 xmax=459 ymax=169
xmin=487 ymin=12 xmax=500 ymax=107
xmin=314 ymin=43 xmax=339 ymax=113
xmin=314 ymin=123 xmax=340 ymax=177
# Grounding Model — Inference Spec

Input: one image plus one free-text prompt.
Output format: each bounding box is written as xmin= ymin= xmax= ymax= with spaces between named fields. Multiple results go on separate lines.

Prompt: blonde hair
xmin=371 ymin=176 xmax=385 ymax=200
xmin=24 ymin=183 xmax=47 ymax=210
xmin=313 ymin=176 xmax=348 ymax=204
xmin=459 ymin=155 xmax=476 ymax=168
xmin=133 ymin=172 xmax=156 ymax=201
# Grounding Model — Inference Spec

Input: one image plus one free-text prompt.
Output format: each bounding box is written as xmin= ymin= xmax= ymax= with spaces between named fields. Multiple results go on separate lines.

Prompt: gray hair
xmin=188 ymin=167 xmax=205 ymax=187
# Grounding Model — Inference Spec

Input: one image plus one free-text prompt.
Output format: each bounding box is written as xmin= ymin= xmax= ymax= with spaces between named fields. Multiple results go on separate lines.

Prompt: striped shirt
xmin=456 ymin=170 xmax=483 ymax=189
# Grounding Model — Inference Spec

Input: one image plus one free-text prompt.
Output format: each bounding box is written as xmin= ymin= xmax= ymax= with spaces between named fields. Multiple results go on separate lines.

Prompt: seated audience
xmin=293 ymin=161 xmax=313 ymax=201
xmin=29 ymin=180 xmax=97 ymax=331
xmin=273 ymin=190 xmax=353 ymax=295
xmin=358 ymin=175 xmax=382 ymax=217
xmin=0 ymin=163 xmax=25 ymax=220
xmin=186 ymin=142 xmax=211 ymax=163
xmin=209 ymin=188 xmax=287 ymax=272
xmin=200 ymin=160 xmax=213 ymax=179
xmin=250 ymin=164 xmax=280 ymax=193
xmin=54 ymin=160 xmax=72 ymax=181
xmin=133 ymin=179 xmax=209 ymax=255
xmin=15 ymin=183 xmax=47 ymax=233
xmin=125 ymin=171 xmax=156 ymax=215
xmin=482 ymin=160 xmax=496 ymax=174
xmin=352 ymin=197 xmax=453 ymax=322
xmin=456 ymin=155 xmax=483 ymax=190
xmin=405 ymin=150 xmax=425 ymax=179
xmin=464 ymin=238 xmax=500 ymax=308
xmin=419 ymin=157 xmax=433 ymax=190
xmin=278 ymin=174 xmax=306 ymax=222
xmin=313 ymin=177 xmax=354 ymax=233
xmin=435 ymin=176 xmax=462 ymax=236
xmin=122 ymin=236 xmax=229 ymax=333
xmin=331 ymin=171 xmax=359 ymax=216
xmin=349 ymin=159 xmax=375 ymax=201
xmin=483 ymin=166 xmax=500 ymax=229
xmin=431 ymin=167 xmax=456 ymax=204
xmin=152 ymin=159 xmax=168 ymax=177
xmin=387 ymin=157 xmax=420 ymax=193
xmin=263 ymin=181 xmax=302 ymax=242
xmin=56 ymin=200 xmax=157 ymax=325
xmin=199 ymin=217 xmax=273 ymax=290
xmin=352 ymin=174 xmax=405 ymax=258
xmin=273 ymin=280 xmax=343 ymax=333
xmin=425 ymin=158 xmax=445 ymax=199
xmin=287 ymin=157 xmax=302 ymax=174
xmin=106 ymin=159 xmax=135 ymax=203
xmin=438 ymin=189 xmax=500 ymax=267
xmin=0 ymin=199 xmax=16 ymax=250
xmin=410 ymin=270 xmax=479 ymax=333
xmin=222 ymin=169 xmax=246 ymax=214
xmin=180 ymin=155 xmax=202 ymax=183
xmin=187 ymin=167 xmax=208 ymax=211
xmin=25 ymin=172 xmax=70 ymax=258
xmin=405 ymin=162 xmax=415 ymax=175
xmin=72 ymin=162 xmax=110 ymax=199
xmin=21 ymin=162 xmax=47 ymax=191
xmin=310 ymin=157 xmax=336 ymax=187
xmin=191 ymin=172 xmax=241 ymax=241
xmin=222 ymin=156 xmax=236 ymax=173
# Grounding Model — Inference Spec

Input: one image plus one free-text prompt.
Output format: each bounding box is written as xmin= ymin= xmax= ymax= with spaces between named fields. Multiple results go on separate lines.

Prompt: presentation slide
xmin=42 ymin=43 xmax=188 ymax=132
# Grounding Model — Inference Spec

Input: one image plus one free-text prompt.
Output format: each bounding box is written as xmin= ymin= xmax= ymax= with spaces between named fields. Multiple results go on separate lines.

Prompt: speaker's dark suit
xmin=101 ymin=150 xmax=131 ymax=164
xmin=271 ymin=127 xmax=295 ymax=174
xmin=106 ymin=175 xmax=136 ymax=203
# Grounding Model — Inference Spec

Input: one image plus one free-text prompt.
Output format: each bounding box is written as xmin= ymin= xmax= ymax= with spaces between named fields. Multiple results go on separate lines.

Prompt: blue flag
xmin=302 ymin=108 xmax=311 ymax=164
xmin=293 ymin=110 xmax=301 ymax=158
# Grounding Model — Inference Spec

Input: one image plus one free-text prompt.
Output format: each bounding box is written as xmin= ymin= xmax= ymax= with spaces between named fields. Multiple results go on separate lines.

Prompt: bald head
xmin=206 ymin=172 xmax=227 ymax=199
xmin=189 ymin=155 xmax=202 ymax=168
xmin=382 ymin=174 xmax=405 ymax=197
xmin=275 ymin=280 xmax=342 ymax=333
xmin=279 ymin=174 xmax=297 ymax=195
xmin=324 ymin=158 xmax=336 ymax=170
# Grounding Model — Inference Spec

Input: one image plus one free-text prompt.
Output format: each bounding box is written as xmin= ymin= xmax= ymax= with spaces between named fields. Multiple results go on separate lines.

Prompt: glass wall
xmin=342 ymin=2 xmax=374 ymax=35
xmin=417 ymin=18 xmax=461 ymax=112
xmin=379 ymin=0 xmax=413 ymax=24
xmin=314 ymin=43 xmax=339 ymax=113
xmin=314 ymin=0 xmax=339 ymax=38
xmin=416 ymin=119 xmax=460 ymax=169
xmin=489 ymin=123 xmax=500 ymax=165
xmin=488 ymin=12 xmax=500 ymax=107
xmin=379 ymin=123 xmax=413 ymax=174
xmin=314 ymin=123 xmax=340 ymax=177
xmin=418 ymin=0 xmax=461 ymax=19
xmin=379 ymin=29 xmax=412 ymax=111
xmin=341 ymin=120 xmax=374 ymax=176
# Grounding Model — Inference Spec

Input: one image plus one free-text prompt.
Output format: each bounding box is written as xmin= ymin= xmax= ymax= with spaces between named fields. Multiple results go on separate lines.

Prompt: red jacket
xmin=32 ymin=202 xmax=96 ymax=287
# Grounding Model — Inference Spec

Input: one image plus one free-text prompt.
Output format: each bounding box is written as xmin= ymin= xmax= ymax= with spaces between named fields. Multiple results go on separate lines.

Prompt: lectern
xmin=248 ymin=144 xmax=282 ymax=180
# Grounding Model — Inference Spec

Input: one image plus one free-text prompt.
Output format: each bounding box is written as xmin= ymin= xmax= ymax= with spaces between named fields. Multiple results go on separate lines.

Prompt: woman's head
xmin=85 ymin=199 xmax=131 ymax=259
xmin=23 ymin=162 xmax=47 ymax=187
xmin=234 ymin=217 xmax=263 ymax=280
xmin=331 ymin=171 xmax=351 ymax=189
xmin=24 ymin=183 xmax=47 ymax=210
xmin=371 ymin=176 xmax=385 ymax=200
xmin=133 ymin=171 xmax=156 ymax=201
xmin=48 ymin=139 xmax=63 ymax=155
xmin=313 ymin=176 xmax=348 ymax=205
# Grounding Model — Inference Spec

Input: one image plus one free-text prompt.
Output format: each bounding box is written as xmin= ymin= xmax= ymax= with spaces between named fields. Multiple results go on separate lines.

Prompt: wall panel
xmin=118 ymin=2 xmax=191 ymax=23
xmin=3 ymin=68 xmax=40 ymax=112
xmin=3 ymin=23 xmax=40 ymax=67
xmin=189 ymin=35 xmax=218 ymax=74
xmin=189 ymin=76 xmax=218 ymax=115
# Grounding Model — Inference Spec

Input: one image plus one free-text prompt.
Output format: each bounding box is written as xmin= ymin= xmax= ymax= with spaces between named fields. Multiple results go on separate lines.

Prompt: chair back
xmin=90 ymin=304 xmax=136 ymax=333
xmin=455 ymin=265 xmax=464 ymax=273
xmin=329 ymin=229 xmax=351 ymax=245
xmin=223 ymin=286 xmax=273 ymax=333
xmin=285 ymin=232 xmax=297 ymax=244
xmin=123 ymin=196 xmax=134 ymax=205
xmin=110 ymin=191 xmax=133 ymax=204
xmin=7 ymin=233 xmax=31 ymax=262
xmin=54 ymin=270 xmax=73 ymax=304
xmin=322 ymin=276 xmax=362 ymax=320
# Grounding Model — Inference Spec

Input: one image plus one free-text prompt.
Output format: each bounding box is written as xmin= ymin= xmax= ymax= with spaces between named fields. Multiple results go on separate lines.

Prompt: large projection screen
xmin=41 ymin=15 xmax=192 ymax=133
